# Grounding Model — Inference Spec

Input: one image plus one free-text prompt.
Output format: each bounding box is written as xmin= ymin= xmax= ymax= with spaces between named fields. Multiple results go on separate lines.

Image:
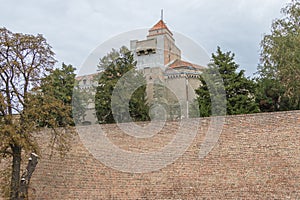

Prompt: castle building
xmin=76 ymin=18 xmax=204 ymax=123
xmin=130 ymin=19 xmax=204 ymax=119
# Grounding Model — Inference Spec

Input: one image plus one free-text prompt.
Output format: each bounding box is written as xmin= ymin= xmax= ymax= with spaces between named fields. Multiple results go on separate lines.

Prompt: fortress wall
xmin=1 ymin=111 xmax=300 ymax=199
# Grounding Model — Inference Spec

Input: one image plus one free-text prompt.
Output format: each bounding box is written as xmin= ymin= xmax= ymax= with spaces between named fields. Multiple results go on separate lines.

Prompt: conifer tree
xmin=38 ymin=63 xmax=75 ymax=126
xmin=195 ymin=47 xmax=259 ymax=117
xmin=95 ymin=47 xmax=149 ymax=123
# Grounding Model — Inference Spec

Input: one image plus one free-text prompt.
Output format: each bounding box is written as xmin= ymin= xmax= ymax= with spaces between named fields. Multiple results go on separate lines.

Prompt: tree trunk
xmin=10 ymin=145 xmax=22 ymax=200
xmin=19 ymin=153 xmax=39 ymax=200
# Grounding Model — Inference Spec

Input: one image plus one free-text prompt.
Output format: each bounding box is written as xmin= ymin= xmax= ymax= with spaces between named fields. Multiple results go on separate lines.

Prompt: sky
xmin=0 ymin=0 xmax=290 ymax=77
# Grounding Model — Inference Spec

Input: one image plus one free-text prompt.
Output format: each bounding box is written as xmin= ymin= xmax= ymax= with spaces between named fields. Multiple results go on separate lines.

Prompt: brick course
xmin=1 ymin=111 xmax=300 ymax=199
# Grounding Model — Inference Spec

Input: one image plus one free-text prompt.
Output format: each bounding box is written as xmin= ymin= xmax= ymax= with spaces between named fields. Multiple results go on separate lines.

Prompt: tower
xmin=130 ymin=18 xmax=182 ymax=105
xmin=130 ymin=19 xmax=181 ymax=71
xmin=130 ymin=17 xmax=204 ymax=119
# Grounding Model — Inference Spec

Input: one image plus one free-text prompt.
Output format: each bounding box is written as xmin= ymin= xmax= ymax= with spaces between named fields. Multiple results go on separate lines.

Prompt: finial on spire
xmin=161 ymin=9 xmax=164 ymax=21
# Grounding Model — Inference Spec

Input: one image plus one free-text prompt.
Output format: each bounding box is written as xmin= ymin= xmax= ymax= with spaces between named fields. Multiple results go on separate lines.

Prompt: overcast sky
xmin=0 ymin=0 xmax=290 ymax=77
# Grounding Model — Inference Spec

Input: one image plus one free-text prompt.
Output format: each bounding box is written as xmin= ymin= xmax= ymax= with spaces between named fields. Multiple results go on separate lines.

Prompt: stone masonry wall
xmin=1 ymin=110 xmax=300 ymax=199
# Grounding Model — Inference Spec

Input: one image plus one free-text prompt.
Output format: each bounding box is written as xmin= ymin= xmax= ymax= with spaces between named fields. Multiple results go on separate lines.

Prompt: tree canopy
xmin=38 ymin=63 xmax=76 ymax=126
xmin=256 ymin=0 xmax=300 ymax=111
xmin=195 ymin=47 xmax=259 ymax=117
xmin=95 ymin=46 xmax=149 ymax=124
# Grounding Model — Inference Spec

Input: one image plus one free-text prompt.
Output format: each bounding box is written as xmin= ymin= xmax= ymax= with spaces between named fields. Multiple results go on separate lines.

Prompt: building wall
xmin=0 ymin=111 xmax=298 ymax=199
xmin=163 ymin=35 xmax=181 ymax=65
xmin=75 ymin=73 xmax=98 ymax=124
xmin=142 ymin=67 xmax=164 ymax=102
xmin=164 ymin=76 xmax=200 ymax=118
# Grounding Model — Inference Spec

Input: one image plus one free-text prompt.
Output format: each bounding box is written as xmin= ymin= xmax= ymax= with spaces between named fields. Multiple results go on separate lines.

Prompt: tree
xmin=195 ymin=47 xmax=259 ymax=117
xmin=38 ymin=63 xmax=86 ymax=126
xmin=0 ymin=28 xmax=73 ymax=199
xmin=98 ymin=47 xmax=128 ymax=71
xmin=257 ymin=0 xmax=300 ymax=111
xmin=95 ymin=47 xmax=149 ymax=124
xmin=254 ymin=78 xmax=289 ymax=112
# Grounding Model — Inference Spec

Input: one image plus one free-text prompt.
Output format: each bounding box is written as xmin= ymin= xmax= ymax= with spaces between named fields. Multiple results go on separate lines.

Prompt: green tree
xmin=38 ymin=63 xmax=76 ymax=126
xmin=95 ymin=47 xmax=149 ymax=124
xmin=257 ymin=0 xmax=300 ymax=111
xmin=0 ymin=28 xmax=73 ymax=199
xmin=195 ymin=47 xmax=259 ymax=117
xmin=98 ymin=47 xmax=129 ymax=71
xmin=255 ymin=78 xmax=289 ymax=112
xmin=38 ymin=63 xmax=87 ymax=125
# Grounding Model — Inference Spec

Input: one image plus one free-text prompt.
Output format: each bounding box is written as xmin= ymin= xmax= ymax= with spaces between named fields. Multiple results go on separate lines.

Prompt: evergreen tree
xmin=95 ymin=47 xmax=149 ymax=124
xmin=254 ymin=78 xmax=289 ymax=112
xmin=38 ymin=63 xmax=76 ymax=126
xmin=195 ymin=47 xmax=259 ymax=117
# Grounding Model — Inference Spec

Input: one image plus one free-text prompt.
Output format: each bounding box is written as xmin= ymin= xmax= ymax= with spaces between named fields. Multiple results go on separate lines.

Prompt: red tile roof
xmin=149 ymin=20 xmax=173 ymax=35
xmin=167 ymin=59 xmax=205 ymax=70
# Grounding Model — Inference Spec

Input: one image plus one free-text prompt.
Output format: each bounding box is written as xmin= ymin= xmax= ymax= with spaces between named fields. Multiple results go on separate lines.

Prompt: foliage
xmin=98 ymin=46 xmax=129 ymax=71
xmin=0 ymin=27 xmax=73 ymax=199
xmin=257 ymin=0 xmax=300 ymax=111
xmin=95 ymin=46 xmax=149 ymax=124
xmin=255 ymin=78 xmax=290 ymax=112
xmin=195 ymin=47 xmax=259 ymax=117
xmin=37 ymin=63 xmax=88 ymax=126
xmin=37 ymin=63 xmax=75 ymax=126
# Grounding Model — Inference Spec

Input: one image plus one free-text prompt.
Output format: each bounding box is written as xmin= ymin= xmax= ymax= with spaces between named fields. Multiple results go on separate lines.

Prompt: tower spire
xmin=161 ymin=9 xmax=163 ymax=21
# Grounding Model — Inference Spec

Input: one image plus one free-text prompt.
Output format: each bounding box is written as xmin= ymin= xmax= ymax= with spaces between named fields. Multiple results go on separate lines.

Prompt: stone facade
xmin=1 ymin=110 xmax=299 ymax=199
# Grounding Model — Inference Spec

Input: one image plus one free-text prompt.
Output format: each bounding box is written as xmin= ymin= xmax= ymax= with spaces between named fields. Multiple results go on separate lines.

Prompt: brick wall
xmin=1 ymin=110 xmax=300 ymax=199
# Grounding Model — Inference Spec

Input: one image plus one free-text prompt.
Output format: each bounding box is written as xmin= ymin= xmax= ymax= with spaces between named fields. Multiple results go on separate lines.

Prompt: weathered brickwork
xmin=1 ymin=111 xmax=300 ymax=199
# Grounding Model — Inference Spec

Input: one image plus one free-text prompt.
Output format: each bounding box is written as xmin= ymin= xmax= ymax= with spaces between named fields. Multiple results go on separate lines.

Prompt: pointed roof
xmin=150 ymin=20 xmax=168 ymax=30
xmin=149 ymin=20 xmax=173 ymax=36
